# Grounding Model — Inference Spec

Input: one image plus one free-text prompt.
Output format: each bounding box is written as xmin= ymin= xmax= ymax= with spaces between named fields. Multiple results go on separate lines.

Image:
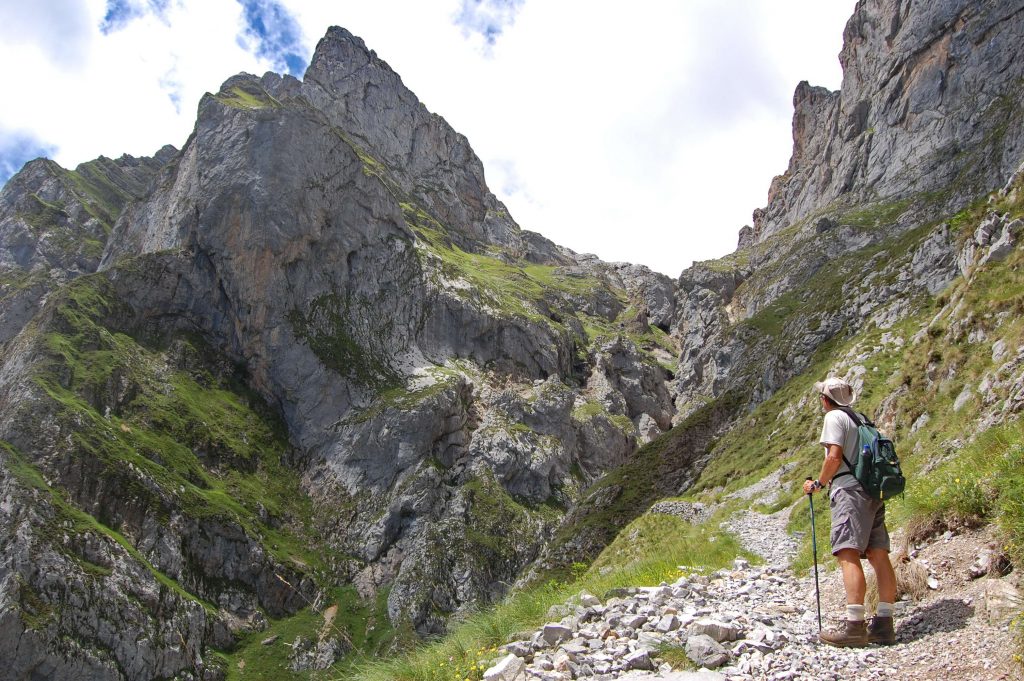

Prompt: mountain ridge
xmin=1 ymin=1 xmax=1024 ymax=678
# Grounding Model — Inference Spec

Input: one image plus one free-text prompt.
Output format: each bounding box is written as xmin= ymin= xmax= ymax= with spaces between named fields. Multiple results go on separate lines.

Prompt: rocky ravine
xmin=1 ymin=0 xmax=1024 ymax=678
xmin=480 ymin=482 xmax=1020 ymax=681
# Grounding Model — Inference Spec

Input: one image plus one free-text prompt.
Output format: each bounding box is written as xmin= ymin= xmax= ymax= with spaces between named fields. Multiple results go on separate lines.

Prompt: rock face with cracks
xmin=751 ymin=0 xmax=1024 ymax=242
xmin=1 ymin=1 xmax=1024 ymax=678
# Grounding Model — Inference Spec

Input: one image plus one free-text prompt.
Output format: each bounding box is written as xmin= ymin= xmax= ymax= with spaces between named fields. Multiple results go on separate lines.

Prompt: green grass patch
xmin=215 ymin=85 xmax=282 ymax=110
xmin=346 ymin=371 xmax=461 ymax=424
xmin=400 ymin=201 xmax=622 ymax=333
xmin=33 ymin=273 xmax=323 ymax=572
xmin=590 ymin=512 xmax=753 ymax=578
xmin=0 ymin=268 xmax=49 ymax=301
xmin=896 ymin=425 xmax=1012 ymax=535
xmin=222 ymin=586 xmax=399 ymax=680
xmin=571 ymin=399 xmax=634 ymax=434
xmin=836 ymin=198 xmax=913 ymax=229
xmin=61 ymin=157 xmax=139 ymax=230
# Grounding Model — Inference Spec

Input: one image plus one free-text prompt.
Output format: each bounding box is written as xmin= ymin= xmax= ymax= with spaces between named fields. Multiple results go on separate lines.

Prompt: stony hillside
xmin=1 ymin=0 xmax=1023 ymax=679
xmin=0 ymin=25 xmax=680 ymax=681
xmin=531 ymin=0 xmax=1024 ymax=578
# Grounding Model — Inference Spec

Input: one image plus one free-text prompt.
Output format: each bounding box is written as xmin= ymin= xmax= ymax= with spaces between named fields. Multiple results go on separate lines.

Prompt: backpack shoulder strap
xmin=837 ymin=406 xmax=867 ymax=426
xmin=831 ymin=407 xmax=866 ymax=483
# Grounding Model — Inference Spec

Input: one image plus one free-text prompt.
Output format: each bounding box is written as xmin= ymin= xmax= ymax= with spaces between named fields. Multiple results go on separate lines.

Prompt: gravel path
xmin=720 ymin=507 xmax=799 ymax=569
xmin=514 ymin=476 xmax=1024 ymax=680
xmin=714 ymin=490 xmax=1021 ymax=681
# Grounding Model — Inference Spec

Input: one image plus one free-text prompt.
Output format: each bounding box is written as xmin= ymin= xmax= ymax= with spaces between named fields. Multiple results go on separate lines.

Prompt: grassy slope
xmin=335 ymin=177 xmax=1024 ymax=681
xmin=5 ymin=270 xmax=383 ymax=669
xmin=681 ymin=178 xmax=1024 ymax=575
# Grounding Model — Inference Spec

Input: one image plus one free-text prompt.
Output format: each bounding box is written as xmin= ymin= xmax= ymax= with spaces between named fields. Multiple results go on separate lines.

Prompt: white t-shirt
xmin=820 ymin=409 xmax=861 ymax=494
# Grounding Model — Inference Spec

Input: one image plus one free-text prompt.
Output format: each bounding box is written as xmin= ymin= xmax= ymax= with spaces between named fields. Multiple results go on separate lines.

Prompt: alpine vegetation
xmin=1 ymin=0 xmax=1024 ymax=679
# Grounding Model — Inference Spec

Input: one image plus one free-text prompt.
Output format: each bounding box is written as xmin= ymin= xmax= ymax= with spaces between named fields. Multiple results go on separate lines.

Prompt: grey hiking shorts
xmin=829 ymin=485 xmax=890 ymax=557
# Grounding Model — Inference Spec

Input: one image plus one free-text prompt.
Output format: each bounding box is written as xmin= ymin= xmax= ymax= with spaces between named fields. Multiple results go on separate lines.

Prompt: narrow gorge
xmin=1 ymin=0 xmax=1023 ymax=679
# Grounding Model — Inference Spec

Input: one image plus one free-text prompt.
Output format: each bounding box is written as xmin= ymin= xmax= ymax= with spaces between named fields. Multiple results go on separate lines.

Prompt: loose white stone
xmin=483 ymin=654 xmax=525 ymax=681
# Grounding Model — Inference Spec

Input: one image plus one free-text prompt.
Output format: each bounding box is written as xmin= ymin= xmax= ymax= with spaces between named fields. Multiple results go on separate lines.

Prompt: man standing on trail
xmin=802 ymin=377 xmax=898 ymax=647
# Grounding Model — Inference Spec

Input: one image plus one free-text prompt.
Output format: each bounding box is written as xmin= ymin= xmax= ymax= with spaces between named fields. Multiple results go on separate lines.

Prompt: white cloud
xmin=453 ymin=0 xmax=525 ymax=45
xmin=0 ymin=0 xmax=94 ymax=67
xmin=0 ymin=0 xmax=275 ymax=167
xmin=0 ymin=0 xmax=857 ymax=276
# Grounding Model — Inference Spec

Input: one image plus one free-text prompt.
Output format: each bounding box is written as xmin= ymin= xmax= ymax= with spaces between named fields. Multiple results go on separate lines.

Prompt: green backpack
xmin=836 ymin=407 xmax=906 ymax=500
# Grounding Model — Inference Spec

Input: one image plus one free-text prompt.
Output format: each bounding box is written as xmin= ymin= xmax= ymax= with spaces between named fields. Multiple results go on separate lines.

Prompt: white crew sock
xmin=846 ymin=604 xmax=866 ymax=622
xmin=876 ymin=602 xmax=894 ymax=618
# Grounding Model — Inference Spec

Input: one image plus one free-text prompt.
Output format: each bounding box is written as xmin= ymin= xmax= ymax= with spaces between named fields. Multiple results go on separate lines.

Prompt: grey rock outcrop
xmin=958 ymin=211 xmax=1024 ymax=276
xmin=752 ymin=0 xmax=1024 ymax=242
xmin=1 ymin=0 xmax=1024 ymax=675
xmin=0 ymin=150 xmax=173 ymax=345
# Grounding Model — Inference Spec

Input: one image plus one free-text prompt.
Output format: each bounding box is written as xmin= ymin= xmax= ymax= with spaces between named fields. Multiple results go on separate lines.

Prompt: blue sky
xmin=0 ymin=0 xmax=855 ymax=275
xmin=0 ymin=133 xmax=57 ymax=185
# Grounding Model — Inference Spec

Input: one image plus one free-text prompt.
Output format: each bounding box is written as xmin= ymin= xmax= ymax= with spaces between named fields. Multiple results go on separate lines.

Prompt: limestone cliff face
xmin=671 ymin=0 xmax=1024 ymax=417
xmin=0 ymin=1 xmax=1023 ymax=677
xmin=752 ymin=0 xmax=1024 ymax=242
xmin=0 ymin=25 xmax=676 ymax=679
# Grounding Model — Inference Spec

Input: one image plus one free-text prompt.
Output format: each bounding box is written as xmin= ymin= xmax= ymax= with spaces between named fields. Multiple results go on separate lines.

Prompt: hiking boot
xmin=867 ymin=616 xmax=896 ymax=645
xmin=819 ymin=619 xmax=868 ymax=648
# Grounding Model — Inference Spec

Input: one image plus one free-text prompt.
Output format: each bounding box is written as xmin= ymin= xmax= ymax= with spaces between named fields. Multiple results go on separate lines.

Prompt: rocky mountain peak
xmin=299 ymin=26 xmax=518 ymax=252
xmin=305 ymin=25 xmax=387 ymax=84
xmin=2 ymin=4 xmax=1024 ymax=678
xmin=750 ymin=0 xmax=1024 ymax=244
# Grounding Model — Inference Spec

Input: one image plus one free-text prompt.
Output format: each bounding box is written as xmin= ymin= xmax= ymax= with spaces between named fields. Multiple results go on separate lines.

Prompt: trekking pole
xmin=806 ymin=478 xmax=823 ymax=634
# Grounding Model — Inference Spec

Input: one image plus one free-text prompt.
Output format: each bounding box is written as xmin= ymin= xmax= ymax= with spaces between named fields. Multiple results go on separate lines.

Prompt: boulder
xmin=685 ymin=634 xmax=730 ymax=669
xmin=483 ymin=654 xmax=526 ymax=681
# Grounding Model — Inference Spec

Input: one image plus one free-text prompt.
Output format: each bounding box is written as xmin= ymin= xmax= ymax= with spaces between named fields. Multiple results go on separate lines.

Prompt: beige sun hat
xmin=814 ymin=376 xmax=854 ymax=407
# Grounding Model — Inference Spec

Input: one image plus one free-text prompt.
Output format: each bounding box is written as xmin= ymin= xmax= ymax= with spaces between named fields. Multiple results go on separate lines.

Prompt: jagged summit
xmin=300 ymin=25 xmax=523 ymax=252
xmin=1 ymin=5 xmax=1023 ymax=678
xmin=749 ymin=0 xmax=1024 ymax=244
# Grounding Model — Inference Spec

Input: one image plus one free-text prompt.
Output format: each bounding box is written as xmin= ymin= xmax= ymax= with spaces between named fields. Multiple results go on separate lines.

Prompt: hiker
xmin=802 ymin=377 xmax=898 ymax=647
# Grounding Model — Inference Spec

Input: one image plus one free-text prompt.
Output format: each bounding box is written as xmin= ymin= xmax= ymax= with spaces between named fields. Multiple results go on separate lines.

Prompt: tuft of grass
xmin=221 ymin=586 xmax=400 ymax=680
xmin=897 ymin=423 xmax=1016 ymax=545
xmin=654 ymin=642 xmax=695 ymax=671
xmin=215 ymin=85 xmax=282 ymax=110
